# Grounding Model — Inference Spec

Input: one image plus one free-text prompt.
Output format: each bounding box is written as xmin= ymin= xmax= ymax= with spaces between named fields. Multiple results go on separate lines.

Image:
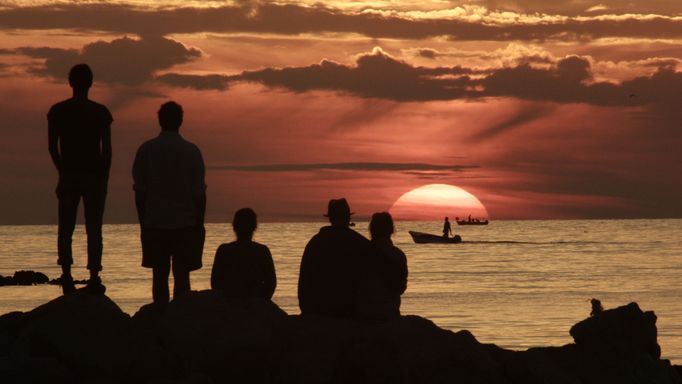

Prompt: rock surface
xmin=0 ymin=292 xmax=680 ymax=384
xmin=0 ymin=270 xmax=49 ymax=286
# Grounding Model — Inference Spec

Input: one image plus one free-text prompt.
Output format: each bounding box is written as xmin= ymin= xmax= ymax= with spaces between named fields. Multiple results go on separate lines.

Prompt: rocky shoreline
xmin=0 ymin=288 xmax=680 ymax=384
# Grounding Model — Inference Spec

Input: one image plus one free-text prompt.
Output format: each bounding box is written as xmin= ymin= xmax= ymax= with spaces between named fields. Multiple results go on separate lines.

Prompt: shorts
xmin=141 ymin=226 xmax=204 ymax=271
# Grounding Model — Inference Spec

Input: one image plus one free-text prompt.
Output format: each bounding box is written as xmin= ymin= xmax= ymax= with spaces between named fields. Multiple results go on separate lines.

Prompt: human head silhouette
xmin=445 ymin=217 xmax=449 ymax=221
xmin=158 ymin=101 xmax=183 ymax=132
xmin=233 ymin=208 xmax=257 ymax=240
xmin=68 ymin=64 xmax=93 ymax=91
xmin=324 ymin=198 xmax=354 ymax=227
xmin=370 ymin=212 xmax=394 ymax=240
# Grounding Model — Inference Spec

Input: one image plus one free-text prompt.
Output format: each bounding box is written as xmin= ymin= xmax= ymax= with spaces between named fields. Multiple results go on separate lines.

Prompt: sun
xmin=389 ymin=184 xmax=489 ymax=221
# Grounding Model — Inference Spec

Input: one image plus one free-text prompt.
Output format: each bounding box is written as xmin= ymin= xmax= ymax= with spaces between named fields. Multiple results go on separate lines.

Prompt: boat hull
xmin=456 ymin=220 xmax=488 ymax=225
xmin=409 ymin=231 xmax=462 ymax=244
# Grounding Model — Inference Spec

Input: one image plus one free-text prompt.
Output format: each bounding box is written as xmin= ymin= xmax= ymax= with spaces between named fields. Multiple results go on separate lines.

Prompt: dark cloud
xmin=15 ymin=36 xmax=200 ymax=85
xmin=214 ymin=50 xmax=682 ymax=114
xmin=235 ymin=49 xmax=477 ymax=101
xmin=480 ymin=0 xmax=682 ymax=16
xmin=417 ymin=48 xmax=440 ymax=59
xmin=156 ymin=73 xmax=230 ymax=90
xmin=208 ymin=162 xmax=478 ymax=172
xmin=1 ymin=3 xmax=682 ymax=41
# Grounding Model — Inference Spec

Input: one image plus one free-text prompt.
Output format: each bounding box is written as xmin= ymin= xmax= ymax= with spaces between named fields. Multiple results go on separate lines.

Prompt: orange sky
xmin=1 ymin=1 xmax=681 ymax=223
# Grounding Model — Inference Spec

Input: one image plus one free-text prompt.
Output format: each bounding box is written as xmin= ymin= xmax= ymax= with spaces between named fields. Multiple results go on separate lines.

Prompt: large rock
xmin=2 ymin=293 xmax=681 ymax=384
xmin=270 ymin=314 xmax=509 ymax=384
xmin=12 ymin=271 xmax=49 ymax=286
xmin=158 ymin=290 xmax=288 ymax=383
xmin=4 ymin=289 xmax=174 ymax=383
xmin=570 ymin=302 xmax=660 ymax=358
xmin=0 ymin=271 xmax=50 ymax=286
xmin=515 ymin=302 xmax=681 ymax=384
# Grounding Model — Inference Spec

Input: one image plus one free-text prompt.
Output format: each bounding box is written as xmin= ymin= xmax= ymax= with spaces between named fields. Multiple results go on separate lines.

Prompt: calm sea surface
xmin=1 ymin=220 xmax=681 ymax=361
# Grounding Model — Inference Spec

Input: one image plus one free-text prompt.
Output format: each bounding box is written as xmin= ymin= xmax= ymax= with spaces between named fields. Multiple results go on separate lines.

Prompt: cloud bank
xmin=158 ymin=48 xmax=682 ymax=115
xmin=16 ymin=36 xmax=200 ymax=85
xmin=1 ymin=3 xmax=682 ymax=41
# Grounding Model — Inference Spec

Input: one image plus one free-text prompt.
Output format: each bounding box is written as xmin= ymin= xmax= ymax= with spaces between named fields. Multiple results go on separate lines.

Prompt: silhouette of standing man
xmin=443 ymin=216 xmax=452 ymax=238
xmin=48 ymin=64 xmax=112 ymax=294
xmin=133 ymin=101 xmax=206 ymax=304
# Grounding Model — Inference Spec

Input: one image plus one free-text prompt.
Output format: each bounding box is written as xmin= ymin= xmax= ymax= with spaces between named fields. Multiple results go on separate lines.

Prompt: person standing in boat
xmin=442 ymin=217 xmax=453 ymax=238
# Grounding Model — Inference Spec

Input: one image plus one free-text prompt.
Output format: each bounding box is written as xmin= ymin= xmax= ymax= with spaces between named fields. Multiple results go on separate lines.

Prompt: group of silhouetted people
xmin=48 ymin=64 xmax=408 ymax=320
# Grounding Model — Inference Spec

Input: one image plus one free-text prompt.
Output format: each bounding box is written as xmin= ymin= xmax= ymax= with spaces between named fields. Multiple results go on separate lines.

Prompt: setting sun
xmin=389 ymin=184 xmax=489 ymax=221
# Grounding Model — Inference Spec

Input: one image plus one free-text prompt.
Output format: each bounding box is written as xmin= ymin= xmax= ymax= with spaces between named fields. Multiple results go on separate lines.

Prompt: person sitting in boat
xmin=298 ymin=198 xmax=371 ymax=318
xmin=357 ymin=212 xmax=408 ymax=320
xmin=211 ymin=208 xmax=277 ymax=299
xmin=443 ymin=216 xmax=453 ymax=238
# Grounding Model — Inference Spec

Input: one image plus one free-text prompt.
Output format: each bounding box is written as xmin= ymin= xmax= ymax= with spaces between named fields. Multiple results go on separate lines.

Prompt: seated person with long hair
xmin=357 ymin=211 xmax=408 ymax=319
xmin=211 ymin=208 xmax=276 ymax=299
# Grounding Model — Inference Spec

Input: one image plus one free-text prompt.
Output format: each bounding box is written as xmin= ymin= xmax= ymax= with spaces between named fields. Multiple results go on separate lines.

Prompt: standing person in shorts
xmin=48 ymin=63 xmax=112 ymax=294
xmin=133 ymin=101 xmax=206 ymax=304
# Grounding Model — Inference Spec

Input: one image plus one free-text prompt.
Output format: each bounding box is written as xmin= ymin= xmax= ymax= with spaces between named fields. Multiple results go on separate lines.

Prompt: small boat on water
xmin=456 ymin=219 xmax=488 ymax=226
xmin=409 ymin=231 xmax=462 ymax=244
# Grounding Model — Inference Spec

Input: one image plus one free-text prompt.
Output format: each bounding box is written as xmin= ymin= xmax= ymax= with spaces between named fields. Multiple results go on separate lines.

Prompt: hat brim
xmin=323 ymin=212 xmax=355 ymax=217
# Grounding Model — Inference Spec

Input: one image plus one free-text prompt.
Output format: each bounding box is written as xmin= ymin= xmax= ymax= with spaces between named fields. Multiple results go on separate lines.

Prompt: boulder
xmin=6 ymin=289 xmax=174 ymax=383
xmin=570 ymin=302 xmax=660 ymax=358
xmin=158 ymin=290 xmax=288 ymax=383
xmin=0 ymin=312 xmax=24 ymax=356
xmin=12 ymin=271 xmax=49 ymax=286
xmin=2 ymin=292 xmax=681 ymax=384
xmin=0 ymin=275 xmax=13 ymax=286
xmin=270 ymin=314 xmax=509 ymax=384
xmin=514 ymin=302 xmax=681 ymax=384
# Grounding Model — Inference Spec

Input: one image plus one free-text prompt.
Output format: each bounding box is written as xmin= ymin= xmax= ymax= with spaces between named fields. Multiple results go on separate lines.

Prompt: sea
xmin=1 ymin=219 xmax=681 ymax=362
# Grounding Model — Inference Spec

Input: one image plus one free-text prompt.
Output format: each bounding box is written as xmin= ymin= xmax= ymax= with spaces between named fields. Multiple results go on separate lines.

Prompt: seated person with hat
xmin=297 ymin=198 xmax=372 ymax=318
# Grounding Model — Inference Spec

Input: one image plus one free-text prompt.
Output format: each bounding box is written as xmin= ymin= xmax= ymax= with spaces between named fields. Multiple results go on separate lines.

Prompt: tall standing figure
xmin=48 ymin=64 xmax=112 ymax=294
xmin=133 ymin=101 xmax=206 ymax=304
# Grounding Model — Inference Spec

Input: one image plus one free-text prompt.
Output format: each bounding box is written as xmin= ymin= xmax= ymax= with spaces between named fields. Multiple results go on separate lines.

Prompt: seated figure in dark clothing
xmin=357 ymin=212 xmax=409 ymax=320
xmin=211 ymin=208 xmax=276 ymax=299
xmin=298 ymin=198 xmax=371 ymax=318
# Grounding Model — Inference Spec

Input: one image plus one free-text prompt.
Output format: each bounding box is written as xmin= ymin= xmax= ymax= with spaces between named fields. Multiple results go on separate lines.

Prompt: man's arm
xmin=193 ymin=148 xmax=207 ymax=226
xmin=193 ymin=193 xmax=206 ymax=226
xmin=210 ymin=246 xmax=225 ymax=290
xmin=48 ymin=118 xmax=61 ymax=172
xmin=102 ymin=121 xmax=112 ymax=181
xmin=135 ymin=191 xmax=146 ymax=225
xmin=132 ymin=147 xmax=146 ymax=225
xmin=264 ymin=247 xmax=277 ymax=299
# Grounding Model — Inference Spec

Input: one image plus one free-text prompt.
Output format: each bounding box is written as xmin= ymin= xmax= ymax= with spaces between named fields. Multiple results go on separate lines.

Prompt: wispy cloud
xmin=208 ymin=162 xmax=479 ymax=172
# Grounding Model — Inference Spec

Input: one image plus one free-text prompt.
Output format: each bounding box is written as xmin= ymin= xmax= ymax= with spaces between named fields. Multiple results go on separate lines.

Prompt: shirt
xmin=133 ymin=131 xmax=206 ymax=229
xmin=47 ymin=98 xmax=113 ymax=175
